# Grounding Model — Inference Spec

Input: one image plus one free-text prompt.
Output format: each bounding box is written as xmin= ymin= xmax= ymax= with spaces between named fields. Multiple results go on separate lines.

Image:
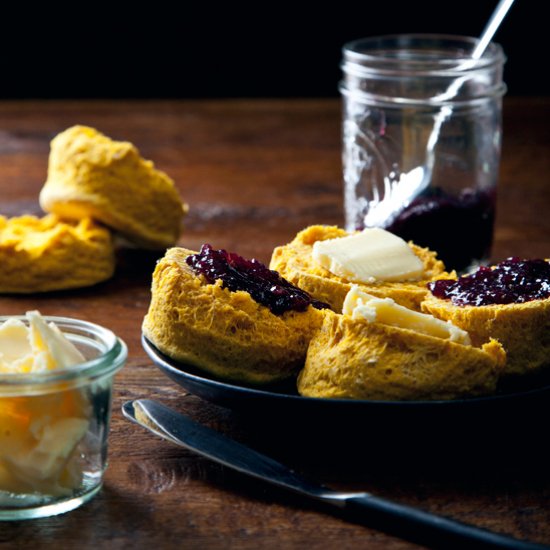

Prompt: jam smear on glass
xmin=382 ymin=187 xmax=495 ymax=273
xmin=186 ymin=244 xmax=329 ymax=315
xmin=428 ymin=257 xmax=550 ymax=306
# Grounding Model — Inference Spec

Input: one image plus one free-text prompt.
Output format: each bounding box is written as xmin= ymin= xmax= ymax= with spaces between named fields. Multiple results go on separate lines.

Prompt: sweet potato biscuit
xmin=0 ymin=214 xmax=114 ymax=293
xmin=142 ymin=247 xmax=324 ymax=385
xmin=270 ymin=225 xmax=451 ymax=312
xmin=298 ymin=310 xmax=506 ymax=401
xmin=40 ymin=125 xmax=187 ymax=249
xmin=421 ymin=295 xmax=550 ymax=377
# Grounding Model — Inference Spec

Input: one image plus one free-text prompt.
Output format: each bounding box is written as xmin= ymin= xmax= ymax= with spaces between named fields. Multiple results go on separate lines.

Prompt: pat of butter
xmin=0 ymin=396 xmax=89 ymax=496
xmin=0 ymin=311 xmax=84 ymax=374
xmin=0 ymin=311 xmax=89 ymax=497
xmin=312 ymin=228 xmax=424 ymax=283
xmin=27 ymin=311 xmax=85 ymax=370
xmin=343 ymin=285 xmax=471 ymax=345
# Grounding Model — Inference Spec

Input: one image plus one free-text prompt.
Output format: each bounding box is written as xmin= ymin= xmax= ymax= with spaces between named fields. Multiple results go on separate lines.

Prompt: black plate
xmin=141 ymin=335 xmax=550 ymax=431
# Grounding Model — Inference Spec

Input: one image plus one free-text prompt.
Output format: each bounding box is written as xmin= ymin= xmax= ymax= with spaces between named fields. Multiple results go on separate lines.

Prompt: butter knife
xmin=122 ymin=399 xmax=548 ymax=550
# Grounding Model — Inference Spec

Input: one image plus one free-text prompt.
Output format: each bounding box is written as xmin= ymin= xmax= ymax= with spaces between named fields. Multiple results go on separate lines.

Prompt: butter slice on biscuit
xmin=270 ymin=225 xmax=452 ymax=312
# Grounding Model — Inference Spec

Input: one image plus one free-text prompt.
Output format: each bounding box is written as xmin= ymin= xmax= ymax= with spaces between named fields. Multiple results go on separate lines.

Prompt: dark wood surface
xmin=1 ymin=98 xmax=549 ymax=549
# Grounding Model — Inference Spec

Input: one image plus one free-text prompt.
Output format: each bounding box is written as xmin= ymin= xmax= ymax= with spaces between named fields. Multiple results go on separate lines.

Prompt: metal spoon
xmin=364 ymin=0 xmax=516 ymax=229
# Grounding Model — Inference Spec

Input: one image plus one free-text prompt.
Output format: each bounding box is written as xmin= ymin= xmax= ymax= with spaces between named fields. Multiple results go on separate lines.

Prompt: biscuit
xmin=40 ymin=125 xmax=187 ymax=249
xmin=422 ymin=295 xmax=550 ymax=377
xmin=270 ymin=225 xmax=451 ymax=312
xmin=142 ymin=247 xmax=324 ymax=385
xmin=0 ymin=214 xmax=114 ymax=293
xmin=298 ymin=310 xmax=506 ymax=401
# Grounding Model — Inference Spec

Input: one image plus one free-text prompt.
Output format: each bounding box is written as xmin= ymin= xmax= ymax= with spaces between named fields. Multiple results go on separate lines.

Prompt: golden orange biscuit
xmin=142 ymin=247 xmax=324 ymax=385
xmin=298 ymin=309 xmax=506 ymax=401
xmin=422 ymin=294 xmax=550 ymax=377
xmin=0 ymin=214 xmax=114 ymax=293
xmin=270 ymin=225 xmax=452 ymax=312
xmin=40 ymin=125 xmax=187 ymax=249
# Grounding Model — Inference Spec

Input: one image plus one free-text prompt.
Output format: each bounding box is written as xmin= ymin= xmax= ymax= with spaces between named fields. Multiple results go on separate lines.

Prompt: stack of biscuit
xmin=143 ymin=224 xmax=548 ymax=400
xmin=1 ymin=125 xmax=187 ymax=294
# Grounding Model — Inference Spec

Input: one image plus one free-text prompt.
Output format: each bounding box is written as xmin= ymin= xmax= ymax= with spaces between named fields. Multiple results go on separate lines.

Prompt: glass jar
xmin=0 ymin=316 xmax=127 ymax=520
xmin=340 ymin=34 xmax=507 ymax=273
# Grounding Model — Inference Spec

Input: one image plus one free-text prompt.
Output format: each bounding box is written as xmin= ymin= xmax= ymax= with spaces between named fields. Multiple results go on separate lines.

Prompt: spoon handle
xmin=473 ymin=0 xmax=515 ymax=59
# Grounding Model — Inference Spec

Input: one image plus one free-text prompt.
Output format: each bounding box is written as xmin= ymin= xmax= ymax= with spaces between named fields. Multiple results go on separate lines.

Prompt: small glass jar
xmin=0 ymin=316 xmax=127 ymax=520
xmin=340 ymin=34 xmax=506 ymax=273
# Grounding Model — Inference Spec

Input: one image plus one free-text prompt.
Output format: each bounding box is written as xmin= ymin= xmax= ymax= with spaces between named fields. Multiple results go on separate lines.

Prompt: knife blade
xmin=122 ymin=399 xmax=548 ymax=550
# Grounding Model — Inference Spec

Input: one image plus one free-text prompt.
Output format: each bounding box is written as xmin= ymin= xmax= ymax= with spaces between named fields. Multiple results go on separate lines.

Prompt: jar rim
xmin=343 ymin=33 xmax=506 ymax=73
xmin=0 ymin=315 xmax=127 ymax=387
xmin=339 ymin=81 xmax=507 ymax=107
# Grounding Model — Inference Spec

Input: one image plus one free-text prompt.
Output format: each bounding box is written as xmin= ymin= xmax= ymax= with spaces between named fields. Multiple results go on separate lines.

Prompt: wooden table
xmin=1 ymin=99 xmax=549 ymax=549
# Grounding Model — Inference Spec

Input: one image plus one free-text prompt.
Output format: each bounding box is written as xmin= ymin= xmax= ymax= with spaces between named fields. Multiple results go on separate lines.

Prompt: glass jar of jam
xmin=340 ymin=34 xmax=507 ymax=273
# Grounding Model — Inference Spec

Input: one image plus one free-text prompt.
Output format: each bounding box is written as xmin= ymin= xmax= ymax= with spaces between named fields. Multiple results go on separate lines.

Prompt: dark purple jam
xmin=186 ymin=244 xmax=329 ymax=315
xmin=381 ymin=187 xmax=495 ymax=273
xmin=428 ymin=257 xmax=550 ymax=306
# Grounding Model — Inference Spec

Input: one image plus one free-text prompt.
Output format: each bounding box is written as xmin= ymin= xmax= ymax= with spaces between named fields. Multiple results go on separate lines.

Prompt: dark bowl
xmin=142 ymin=335 xmax=550 ymax=443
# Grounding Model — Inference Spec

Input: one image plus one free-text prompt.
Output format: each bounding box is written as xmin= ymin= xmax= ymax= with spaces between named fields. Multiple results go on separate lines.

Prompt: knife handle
xmin=342 ymin=494 xmax=548 ymax=549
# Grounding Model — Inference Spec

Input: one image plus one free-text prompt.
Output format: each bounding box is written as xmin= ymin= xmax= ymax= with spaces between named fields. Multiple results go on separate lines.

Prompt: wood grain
xmin=1 ymin=98 xmax=549 ymax=549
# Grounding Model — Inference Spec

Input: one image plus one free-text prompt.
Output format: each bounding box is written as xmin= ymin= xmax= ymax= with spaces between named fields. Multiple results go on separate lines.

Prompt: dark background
xmin=0 ymin=1 xmax=540 ymax=99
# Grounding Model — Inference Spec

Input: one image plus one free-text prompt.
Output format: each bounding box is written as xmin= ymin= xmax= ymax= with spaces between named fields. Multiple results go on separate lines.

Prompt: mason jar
xmin=0 ymin=316 xmax=127 ymax=520
xmin=340 ymin=34 xmax=507 ymax=273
